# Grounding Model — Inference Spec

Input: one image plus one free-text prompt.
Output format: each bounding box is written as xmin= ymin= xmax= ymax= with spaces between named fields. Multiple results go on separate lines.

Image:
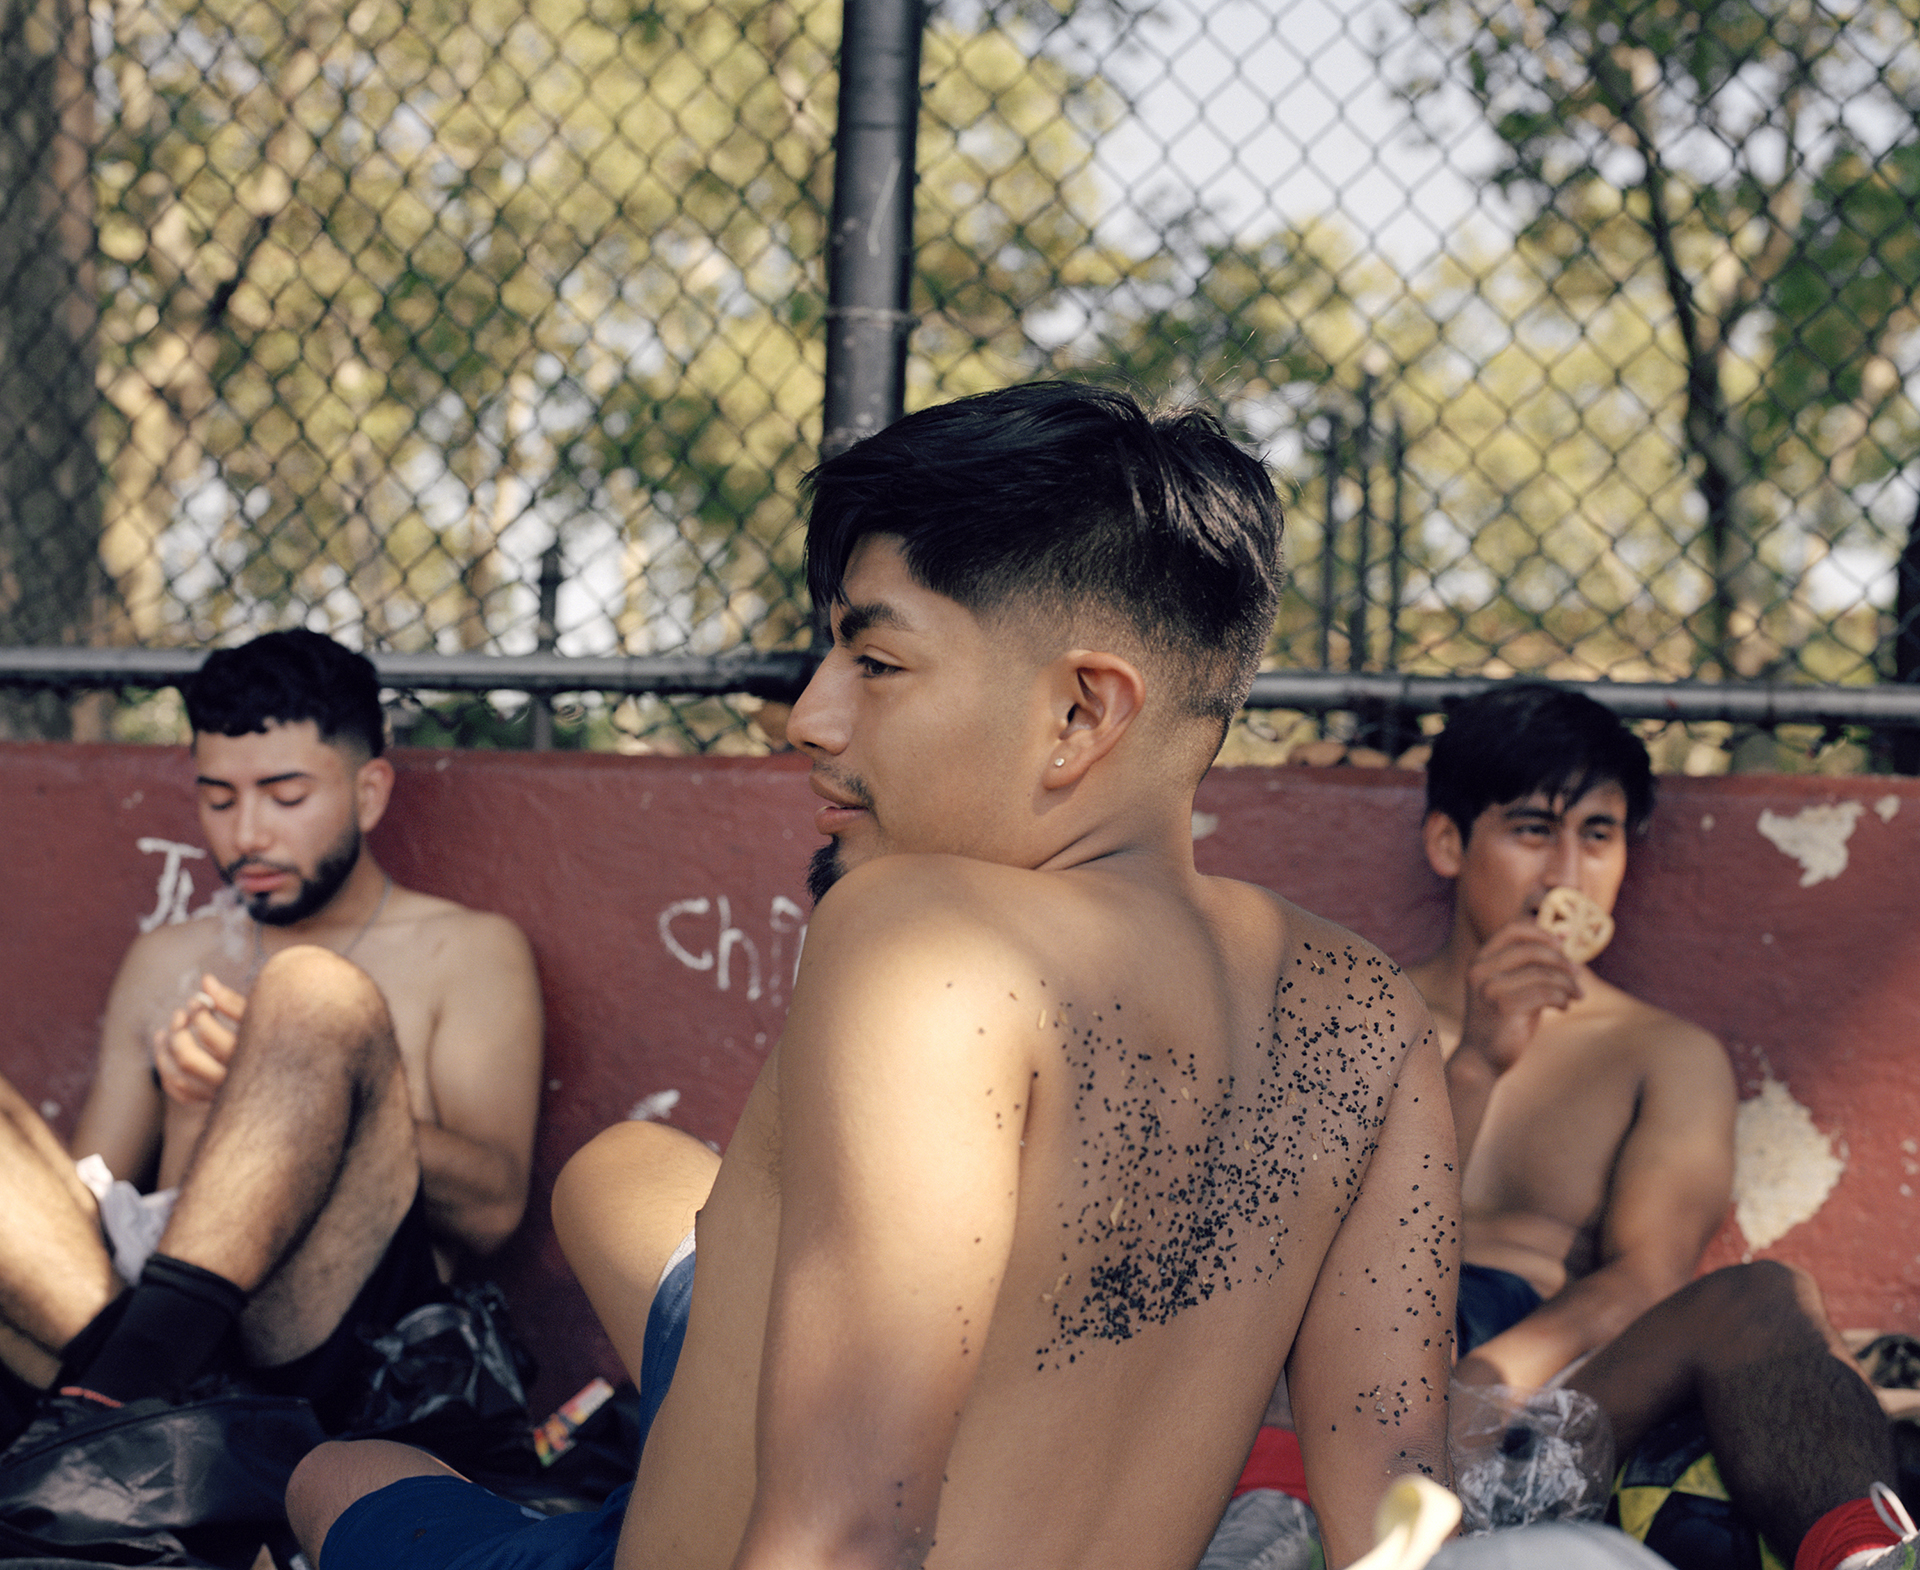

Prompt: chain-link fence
xmin=3 ymin=0 xmax=1918 ymax=760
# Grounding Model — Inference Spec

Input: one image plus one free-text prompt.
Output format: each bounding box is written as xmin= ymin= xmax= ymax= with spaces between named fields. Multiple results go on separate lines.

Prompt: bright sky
xmin=1085 ymin=0 xmax=1510 ymax=268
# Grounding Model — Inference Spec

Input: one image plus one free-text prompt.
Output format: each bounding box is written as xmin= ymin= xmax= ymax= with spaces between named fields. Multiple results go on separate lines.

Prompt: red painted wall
xmin=2 ymin=745 xmax=1915 ymax=1415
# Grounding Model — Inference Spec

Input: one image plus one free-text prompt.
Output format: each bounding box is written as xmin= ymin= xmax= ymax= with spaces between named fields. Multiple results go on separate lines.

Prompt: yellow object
xmin=1349 ymin=1476 xmax=1464 ymax=1570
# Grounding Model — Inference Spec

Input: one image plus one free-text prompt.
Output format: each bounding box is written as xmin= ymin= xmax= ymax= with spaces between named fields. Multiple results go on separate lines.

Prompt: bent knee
xmin=286 ymin=1440 xmax=365 ymax=1562
xmin=287 ymin=1438 xmax=455 ymax=1564
xmin=256 ymin=944 xmax=383 ymax=1009
xmin=1705 ymin=1259 xmax=1813 ymax=1311
xmin=249 ymin=947 xmax=395 ymax=1056
xmin=1685 ymin=1261 xmax=1828 ymax=1353
xmin=553 ymin=1121 xmax=716 ymax=1258
xmin=557 ymin=1121 xmax=714 ymax=1204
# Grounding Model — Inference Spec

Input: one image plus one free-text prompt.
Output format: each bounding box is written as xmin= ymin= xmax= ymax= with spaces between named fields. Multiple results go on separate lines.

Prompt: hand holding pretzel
xmin=1457 ymin=916 xmax=1583 ymax=1076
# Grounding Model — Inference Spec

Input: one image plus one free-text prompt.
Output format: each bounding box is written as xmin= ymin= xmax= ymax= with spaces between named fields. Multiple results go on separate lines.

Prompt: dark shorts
xmin=325 ymin=1476 xmax=630 ymax=1570
xmin=635 ymin=1241 xmax=695 ymax=1453
xmin=323 ymin=1246 xmax=696 ymax=1570
xmin=1456 ymin=1261 xmax=1543 ymax=1357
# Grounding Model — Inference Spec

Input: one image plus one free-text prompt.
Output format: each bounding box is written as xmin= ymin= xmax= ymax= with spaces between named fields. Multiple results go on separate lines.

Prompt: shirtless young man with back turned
xmin=0 ymin=628 xmax=542 ymax=1444
xmin=1405 ymin=683 xmax=1736 ymax=1390
xmin=290 ymin=381 xmax=1459 ymax=1570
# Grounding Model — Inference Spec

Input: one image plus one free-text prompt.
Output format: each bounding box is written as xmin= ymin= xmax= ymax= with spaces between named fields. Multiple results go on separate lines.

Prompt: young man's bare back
xmin=292 ymin=384 xmax=1457 ymax=1570
xmin=634 ymin=855 xmax=1452 ymax=1570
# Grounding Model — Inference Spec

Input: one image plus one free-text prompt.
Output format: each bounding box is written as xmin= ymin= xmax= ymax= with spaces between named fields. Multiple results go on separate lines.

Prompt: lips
xmin=807 ymin=774 xmax=870 ymax=836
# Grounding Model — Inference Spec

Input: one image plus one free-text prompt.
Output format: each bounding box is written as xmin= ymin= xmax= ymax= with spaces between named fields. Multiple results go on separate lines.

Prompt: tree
xmin=1397 ymin=0 xmax=1920 ymax=681
xmin=52 ymin=0 xmax=1161 ymax=758
xmin=0 ymin=0 xmax=98 ymax=737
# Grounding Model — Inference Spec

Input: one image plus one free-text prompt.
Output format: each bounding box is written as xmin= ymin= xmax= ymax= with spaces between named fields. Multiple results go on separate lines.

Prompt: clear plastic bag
xmin=1449 ymin=1382 xmax=1615 ymax=1534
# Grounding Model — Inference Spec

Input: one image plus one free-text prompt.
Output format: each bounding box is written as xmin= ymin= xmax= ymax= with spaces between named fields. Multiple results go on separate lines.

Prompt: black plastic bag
xmin=340 ymin=1280 xmax=539 ymax=1484
xmin=0 ymin=1391 xmax=325 ymax=1568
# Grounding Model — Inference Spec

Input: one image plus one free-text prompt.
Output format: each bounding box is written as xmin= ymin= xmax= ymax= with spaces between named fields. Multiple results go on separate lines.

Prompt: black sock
xmin=67 ymin=1253 xmax=247 ymax=1405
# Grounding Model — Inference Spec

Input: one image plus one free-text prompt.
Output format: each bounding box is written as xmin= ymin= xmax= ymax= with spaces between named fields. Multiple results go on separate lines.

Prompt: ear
xmin=1421 ymin=809 xmax=1463 ymax=880
xmin=1043 ymin=652 xmax=1146 ymax=789
xmin=355 ymin=756 xmax=395 ymax=833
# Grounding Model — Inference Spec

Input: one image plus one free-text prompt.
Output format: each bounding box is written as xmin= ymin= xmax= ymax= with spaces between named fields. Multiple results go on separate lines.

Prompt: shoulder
xmin=391 ymin=887 xmax=535 ymax=963
xmin=1270 ymin=893 xmax=1432 ymax=1030
xmin=804 ymin=854 xmax=1048 ymax=976
xmin=369 ymin=889 xmax=540 ymax=1032
xmin=1603 ymin=984 xmax=1727 ymax=1061
xmin=112 ymin=909 xmax=231 ymax=989
xmin=1600 ymin=985 xmax=1735 ymax=1099
xmin=788 ymin=856 xmax=1063 ymax=1058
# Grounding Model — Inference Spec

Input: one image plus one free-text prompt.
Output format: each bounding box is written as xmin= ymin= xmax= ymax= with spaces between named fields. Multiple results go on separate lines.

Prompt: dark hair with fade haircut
xmin=804 ymin=381 xmax=1285 ymax=729
xmin=184 ymin=629 xmax=386 ymax=758
xmin=1426 ymin=682 xmax=1654 ymax=843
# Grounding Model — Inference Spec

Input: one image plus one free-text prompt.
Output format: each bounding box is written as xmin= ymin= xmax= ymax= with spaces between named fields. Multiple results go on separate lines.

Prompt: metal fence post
xmin=530 ymin=539 xmax=562 ymax=750
xmin=820 ymin=0 xmax=923 ymax=465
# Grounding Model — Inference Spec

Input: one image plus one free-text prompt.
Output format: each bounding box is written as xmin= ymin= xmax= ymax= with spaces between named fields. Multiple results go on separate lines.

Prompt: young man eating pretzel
xmin=1407 ymin=681 xmax=1736 ymax=1388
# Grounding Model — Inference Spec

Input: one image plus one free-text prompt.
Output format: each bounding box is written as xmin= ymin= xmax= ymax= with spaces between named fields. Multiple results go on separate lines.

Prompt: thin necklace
xmin=252 ymin=871 xmax=393 ymax=965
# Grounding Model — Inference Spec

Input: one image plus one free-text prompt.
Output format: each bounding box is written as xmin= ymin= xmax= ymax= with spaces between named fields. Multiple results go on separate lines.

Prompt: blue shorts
xmin=322 ymin=1477 xmax=630 ymax=1570
xmin=1456 ymin=1261 xmax=1543 ymax=1356
xmin=323 ymin=1246 xmax=695 ymax=1570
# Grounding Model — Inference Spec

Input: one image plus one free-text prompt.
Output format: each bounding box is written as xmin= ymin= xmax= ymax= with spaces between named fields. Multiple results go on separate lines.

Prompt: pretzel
xmin=1536 ymin=885 xmax=1614 ymax=965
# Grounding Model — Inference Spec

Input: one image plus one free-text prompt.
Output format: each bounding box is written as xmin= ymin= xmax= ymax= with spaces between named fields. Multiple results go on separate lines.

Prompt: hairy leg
xmin=157 ymin=945 xmax=419 ymax=1366
xmin=286 ymin=1438 xmax=463 ymax=1564
xmin=1571 ymin=1261 xmax=1893 ymax=1559
xmin=0 ymin=1075 xmax=119 ymax=1384
xmin=552 ymin=1120 xmax=719 ymax=1380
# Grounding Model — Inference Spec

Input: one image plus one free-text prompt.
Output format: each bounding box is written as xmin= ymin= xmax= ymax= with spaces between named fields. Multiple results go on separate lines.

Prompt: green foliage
xmin=1398 ymin=0 xmax=1920 ymax=681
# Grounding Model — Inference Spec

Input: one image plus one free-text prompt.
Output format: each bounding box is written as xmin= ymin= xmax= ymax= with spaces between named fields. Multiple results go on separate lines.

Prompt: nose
xmin=1545 ymin=826 xmax=1581 ymax=891
xmin=232 ymin=793 xmax=273 ymax=857
xmin=786 ymin=653 xmax=849 ymax=757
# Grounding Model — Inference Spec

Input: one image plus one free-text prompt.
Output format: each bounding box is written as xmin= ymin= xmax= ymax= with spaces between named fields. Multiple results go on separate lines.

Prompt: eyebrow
xmin=195 ymin=771 xmax=313 ymax=788
xmin=1502 ymin=802 xmax=1622 ymax=827
xmin=833 ymin=599 xmax=912 ymax=644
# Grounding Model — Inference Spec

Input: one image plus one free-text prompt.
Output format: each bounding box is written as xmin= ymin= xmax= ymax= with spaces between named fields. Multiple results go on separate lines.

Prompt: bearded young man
xmin=0 ymin=629 xmax=542 ymax=1444
xmin=287 ymin=382 xmax=1458 ymax=1570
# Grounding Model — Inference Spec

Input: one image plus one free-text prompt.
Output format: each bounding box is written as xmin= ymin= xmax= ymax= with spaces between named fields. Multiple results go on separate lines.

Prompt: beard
xmin=223 ymin=825 xmax=362 ymax=926
xmin=805 ymin=842 xmax=844 ymax=904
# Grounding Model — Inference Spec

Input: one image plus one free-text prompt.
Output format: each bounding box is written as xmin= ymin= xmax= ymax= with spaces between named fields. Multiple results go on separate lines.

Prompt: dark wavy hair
xmin=1427 ymin=682 xmax=1653 ymax=842
xmin=184 ymin=629 xmax=385 ymax=758
xmin=805 ymin=381 xmax=1285 ymax=730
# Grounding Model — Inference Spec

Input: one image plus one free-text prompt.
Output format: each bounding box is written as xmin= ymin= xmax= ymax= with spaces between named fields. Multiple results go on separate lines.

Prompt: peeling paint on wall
xmin=1191 ymin=811 xmax=1219 ymax=841
xmin=1756 ymin=801 xmax=1866 ymax=888
xmin=1734 ymin=1075 xmax=1845 ymax=1251
xmin=1876 ymin=795 xmax=1901 ymax=824
xmin=629 ymin=1088 xmax=682 ymax=1122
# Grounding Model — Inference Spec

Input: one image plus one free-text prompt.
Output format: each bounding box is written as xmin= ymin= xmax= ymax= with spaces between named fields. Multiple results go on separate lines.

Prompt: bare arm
xmin=70 ymin=934 xmax=177 ymax=1184
xmin=1288 ymin=1014 xmax=1459 ymax=1568
xmin=418 ymin=913 xmax=543 ymax=1257
xmin=730 ymin=873 xmax=1029 ymax=1570
xmin=1458 ymin=1024 xmax=1735 ymax=1390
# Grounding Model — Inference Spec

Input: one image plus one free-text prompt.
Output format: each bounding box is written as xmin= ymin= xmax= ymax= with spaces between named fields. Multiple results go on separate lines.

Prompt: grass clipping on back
xmin=1537 ymin=886 xmax=1614 ymax=965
